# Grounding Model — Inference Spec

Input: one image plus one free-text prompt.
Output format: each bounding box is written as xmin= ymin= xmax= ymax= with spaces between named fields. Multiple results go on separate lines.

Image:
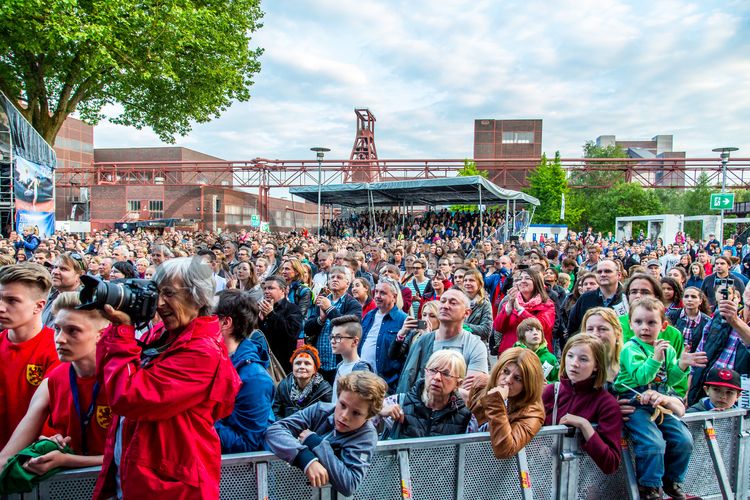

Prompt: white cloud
xmin=93 ymin=0 xmax=750 ymax=164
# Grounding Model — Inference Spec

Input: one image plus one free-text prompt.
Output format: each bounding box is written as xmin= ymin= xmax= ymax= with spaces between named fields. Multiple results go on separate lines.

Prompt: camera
xmin=77 ymin=275 xmax=159 ymax=325
xmin=416 ymin=320 xmax=428 ymax=330
xmin=717 ymin=277 xmax=735 ymax=300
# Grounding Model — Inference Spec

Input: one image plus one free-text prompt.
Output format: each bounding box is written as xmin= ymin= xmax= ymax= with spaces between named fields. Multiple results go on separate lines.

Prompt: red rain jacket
xmin=93 ymin=316 xmax=240 ymax=499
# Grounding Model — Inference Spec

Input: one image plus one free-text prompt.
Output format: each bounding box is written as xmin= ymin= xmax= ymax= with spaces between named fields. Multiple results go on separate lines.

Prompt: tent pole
xmin=512 ymin=200 xmax=517 ymax=236
xmin=478 ymin=185 xmax=483 ymax=230
xmin=505 ymin=199 xmax=510 ymax=242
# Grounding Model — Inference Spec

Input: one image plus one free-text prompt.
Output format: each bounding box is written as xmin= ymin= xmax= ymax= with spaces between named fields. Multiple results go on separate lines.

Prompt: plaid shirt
xmin=695 ymin=325 xmax=743 ymax=372
xmin=680 ymin=310 xmax=702 ymax=349
xmin=315 ymin=295 xmax=346 ymax=371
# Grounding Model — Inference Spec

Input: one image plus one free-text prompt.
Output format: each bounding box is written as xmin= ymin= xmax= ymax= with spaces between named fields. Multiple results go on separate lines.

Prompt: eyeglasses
xmin=330 ymin=335 xmax=355 ymax=343
xmin=426 ymin=367 xmax=459 ymax=380
xmin=158 ymin=286 xmax=189 ymax=299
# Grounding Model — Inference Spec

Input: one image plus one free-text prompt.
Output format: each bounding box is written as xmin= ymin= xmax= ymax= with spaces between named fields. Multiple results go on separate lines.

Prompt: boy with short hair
xmin=514 ymin=317 xmax=559 ymax=382
xmin=615 ymin=297 xmax=693 ymax=500
xmin=265 ymin=371 xmax=388 ymax=497
xmin=687 ymin=367 xmax=743 ymax=413
xmin=330 ymin=315 xmax=372 ymax=403
xmin=0 ymin=263 xmax=59 ymax=448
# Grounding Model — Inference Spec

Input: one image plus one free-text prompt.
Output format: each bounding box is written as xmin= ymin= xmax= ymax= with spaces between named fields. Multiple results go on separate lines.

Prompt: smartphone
xmin=416 ymin=320 xmax=428 ymax=330
xmin=320 ymin=286 xmax=331 ymax=297
xmin=717 ymin=277 xmax=734 ymax=300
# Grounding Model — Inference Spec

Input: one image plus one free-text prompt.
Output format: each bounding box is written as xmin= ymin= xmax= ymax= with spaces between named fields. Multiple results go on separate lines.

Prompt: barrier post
xmin=703 ymin=419 xmax=735 ymax=499
xmin=555 ymin=428 xmax=580 ymax=500
xmin=398 ymin=449 xmax=413 ymax=500
xmin=736 ymin=414 xmax=750 ymax=500
xmin=255 ymin=462 xmax=268 ymax=500
xmin=455 ymin=443 xmax=466 ymax=500
xmin=515 ymin=447 xmax=534 ymax=500
xmin=620 ymin=438 xmax=640 ymax=500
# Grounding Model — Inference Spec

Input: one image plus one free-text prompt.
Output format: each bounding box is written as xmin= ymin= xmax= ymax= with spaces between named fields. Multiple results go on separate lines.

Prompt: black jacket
xmin=259 ymin=298 xmax=303 ymax=373
xmin=566 ymin=286 xmax=625 ymax=340
xmin=272 ymin=374 xmax=333 ymax=419
xmin=666 ymin=309 xmax=710 ymax=353
xmin=385 ymin=379 xmax=472 ymax=439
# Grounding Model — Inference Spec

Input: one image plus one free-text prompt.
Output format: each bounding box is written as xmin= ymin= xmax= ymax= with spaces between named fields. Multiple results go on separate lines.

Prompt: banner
xmin=14 ymin=155 xmax=54 ymax=212
xmin=15 ymin=209 xmax=55 ymax=238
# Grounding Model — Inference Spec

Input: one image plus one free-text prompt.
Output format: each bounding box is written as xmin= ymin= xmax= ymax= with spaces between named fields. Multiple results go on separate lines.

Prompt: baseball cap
xmin=646 ymin=259 xmax=661 ymax=268
xmin=704 ymin=368 xmax=743 ymax=392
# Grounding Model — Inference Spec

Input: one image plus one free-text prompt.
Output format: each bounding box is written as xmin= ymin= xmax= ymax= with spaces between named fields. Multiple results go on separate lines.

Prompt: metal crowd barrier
xmin=11 ymin=408 xmax=749 ymax=500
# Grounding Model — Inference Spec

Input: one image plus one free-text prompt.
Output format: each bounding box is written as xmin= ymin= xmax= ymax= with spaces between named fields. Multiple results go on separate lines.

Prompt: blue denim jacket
xmin=359 ymin=306 xmax=408 ymax=393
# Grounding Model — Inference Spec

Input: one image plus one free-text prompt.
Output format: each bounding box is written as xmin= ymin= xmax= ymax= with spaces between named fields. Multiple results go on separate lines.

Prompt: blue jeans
xmin=624 ymin=405 xmax=693 ymax=488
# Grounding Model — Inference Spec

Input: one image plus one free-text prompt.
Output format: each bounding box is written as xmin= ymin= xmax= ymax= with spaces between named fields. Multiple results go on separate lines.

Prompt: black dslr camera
xmin=77 ymin=275 xmax=159 ymax=325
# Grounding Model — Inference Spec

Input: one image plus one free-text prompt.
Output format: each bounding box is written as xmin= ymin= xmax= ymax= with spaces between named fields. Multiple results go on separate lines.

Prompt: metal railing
xmin=12 ymin=409 xmax=749 ymax=500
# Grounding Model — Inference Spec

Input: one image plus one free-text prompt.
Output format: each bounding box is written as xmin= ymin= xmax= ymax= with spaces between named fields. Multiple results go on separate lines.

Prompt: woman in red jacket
xmin=493 ymin=269 xmax=555 ymax=353
xmin=542 ymin=333 xmax=623 ymax=474
xmin=93 ymin=257 xmax=240 ymax=500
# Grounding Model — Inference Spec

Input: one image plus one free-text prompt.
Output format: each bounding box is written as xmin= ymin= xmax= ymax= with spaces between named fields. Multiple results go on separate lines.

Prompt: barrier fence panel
xmin=27 ymin=410 xmax=749 ymax=500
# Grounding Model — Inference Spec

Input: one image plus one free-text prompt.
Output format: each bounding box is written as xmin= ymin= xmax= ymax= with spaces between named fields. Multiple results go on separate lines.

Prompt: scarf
xmin=290 ymin=372 xmax=324 ymax=405
xmin=516 ymin=293 xmax=542 ymax=310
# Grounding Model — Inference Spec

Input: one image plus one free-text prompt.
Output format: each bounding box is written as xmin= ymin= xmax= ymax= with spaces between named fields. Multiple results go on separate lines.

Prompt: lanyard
xmin=69 ymin=364 xmax=100 ymax=455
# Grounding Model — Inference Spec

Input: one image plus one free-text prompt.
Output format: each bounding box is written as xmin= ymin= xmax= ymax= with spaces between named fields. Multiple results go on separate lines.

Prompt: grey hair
xmin=329 ymin=265 xmax=352 ymax=283
xmin=150 ymin=244 xmax=174 ymax=258
xmin=153 ymin=257 xmax=215 ymax=315
xmin=378 ymin=277 xmax=400 ymax=297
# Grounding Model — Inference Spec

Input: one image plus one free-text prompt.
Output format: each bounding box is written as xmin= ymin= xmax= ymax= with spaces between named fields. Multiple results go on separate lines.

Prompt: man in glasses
xmin=566 ymin=259 xmax=626 ymax=337
xmin=359 ymin=279 xmax=407 ymax=393
xmin=406 ymin=258 xmax=433 ymax=317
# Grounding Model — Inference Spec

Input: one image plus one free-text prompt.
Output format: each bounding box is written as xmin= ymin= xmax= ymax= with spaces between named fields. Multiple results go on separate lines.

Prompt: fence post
xmin=736 ymin=414 xmax=750 ymax=500
xmin=555 ymin=429 xmax=580 ymax=500
xmin=704 ymin=419 xmax=735 ymax=499
xmin=255 ymin=462 xmax=268 ymax=500
xmin=620 ymin=438 xmax=640 ymax=500
xmin=455 ymin=443 xmax=466 ymax=500
xmin=398 ymin=449 xmax=413 ymax=500
xmin=515 ymin=447 xmax=534 ymax=500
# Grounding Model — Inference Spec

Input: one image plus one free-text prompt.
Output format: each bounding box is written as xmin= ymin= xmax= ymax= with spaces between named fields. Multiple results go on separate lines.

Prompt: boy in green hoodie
xmin=514 ymin=317 xmax=559 ymax=382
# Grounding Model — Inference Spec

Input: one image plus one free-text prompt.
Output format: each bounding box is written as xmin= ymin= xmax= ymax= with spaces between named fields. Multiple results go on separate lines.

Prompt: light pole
xmin=310 ymin=147 xmax=330 ymax=239
xmin=712 ymin=147 xmax=739 ymax=242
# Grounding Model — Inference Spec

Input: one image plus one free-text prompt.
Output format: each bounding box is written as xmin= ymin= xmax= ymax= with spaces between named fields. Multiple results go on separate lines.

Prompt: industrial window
xmin=501 ymin=132 xmax=534 ymax=144
xmin=127 ymin=200 xmax=141 ymax=212
xmin=149 ymin=200 xmax=163 ymax=218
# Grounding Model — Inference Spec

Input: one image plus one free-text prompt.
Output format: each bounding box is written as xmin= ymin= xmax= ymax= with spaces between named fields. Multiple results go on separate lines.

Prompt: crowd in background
xmin=0 ymin=211 xmax=748 ymax=499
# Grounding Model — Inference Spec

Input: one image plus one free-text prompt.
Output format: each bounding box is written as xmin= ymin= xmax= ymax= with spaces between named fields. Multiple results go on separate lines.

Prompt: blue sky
xmin=94 ymin=0 xmax=750 ymax=161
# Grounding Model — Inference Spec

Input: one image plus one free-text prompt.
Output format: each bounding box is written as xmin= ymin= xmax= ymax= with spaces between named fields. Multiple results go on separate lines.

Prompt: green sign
xmin=260 ymin=222 xmax=270 ymax=233
xmin=710 ymin=193 xmax=735 ymax=210
xmin=250 ymin=214 xmax=260 ymax=227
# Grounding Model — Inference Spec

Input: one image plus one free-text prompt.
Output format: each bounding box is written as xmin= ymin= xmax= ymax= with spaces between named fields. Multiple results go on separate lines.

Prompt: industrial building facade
xmin=473 ymin=119 xmax=543 ymax=190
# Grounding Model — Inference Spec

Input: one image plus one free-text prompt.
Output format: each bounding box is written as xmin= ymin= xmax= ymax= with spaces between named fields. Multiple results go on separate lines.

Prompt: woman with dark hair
xmin=493 ymin=269 xmax=556 ymax=353
xmin=667 ymin=286 xmax=711 ymax=353
xmin=214 ymin=290 xmax=274 ymax=453
xmin=686 ymin=262 xmax=705 ymax=289
xmin=351 ymin=277 xmax=376 ymax=317
xmin=560 ymin=272 xmax=598 ymax=341
xmin=660 ymin=276 xmax=683 ymax=313
xmin=109 ymin=261 xmax=137 ymax=280
xmin=231 ymin=261 xmax=263 ymax=302
xmin=273 ymin=345 xmax=333 ymax=419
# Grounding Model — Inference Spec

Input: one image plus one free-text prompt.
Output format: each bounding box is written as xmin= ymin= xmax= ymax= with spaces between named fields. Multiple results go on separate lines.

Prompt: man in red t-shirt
xmin=0 ymin=291 xmax=110 ymax=473
xmin=0 ymin=263 xmax=59 ymax=448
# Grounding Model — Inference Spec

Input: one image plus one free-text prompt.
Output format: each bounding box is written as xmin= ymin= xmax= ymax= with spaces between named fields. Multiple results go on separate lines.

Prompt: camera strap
xmin=69 ymin=364 xmax=100 ymax=456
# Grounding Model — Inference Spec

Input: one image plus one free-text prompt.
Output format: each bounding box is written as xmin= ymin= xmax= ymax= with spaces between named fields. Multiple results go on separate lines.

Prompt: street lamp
xmin=712 ymin=147 xmax=739 ymax=242
xmin=310 ymin=147 xmax=330 ymax=239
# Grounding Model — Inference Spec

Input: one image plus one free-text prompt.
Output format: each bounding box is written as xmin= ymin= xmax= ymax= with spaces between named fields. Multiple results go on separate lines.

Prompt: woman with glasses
xmin=379 ymin=350 xmax=473 ymax=439
xmin=273 ymin=345 xmax=333 ymax=419
xmin=94 ymin=257 xmax=240 ymax=499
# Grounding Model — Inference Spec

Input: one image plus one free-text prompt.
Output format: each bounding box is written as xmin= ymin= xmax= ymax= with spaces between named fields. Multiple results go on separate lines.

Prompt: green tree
xmin=586 ymin=181 xmax=663 ymax=232
xmin=0 ymin=0 xmax=264 ymax=144
xmin=451 ymin=159 xmax=488 ymax=212
xmin=526 ymin=151 xmax=580 ymax=226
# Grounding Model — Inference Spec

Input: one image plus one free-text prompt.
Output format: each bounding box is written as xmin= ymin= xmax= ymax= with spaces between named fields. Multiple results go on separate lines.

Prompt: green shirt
xmin=514 ymin=341 xmax=559 ymax=382
xmin=614 ymin=336 xmax=687 ymax=396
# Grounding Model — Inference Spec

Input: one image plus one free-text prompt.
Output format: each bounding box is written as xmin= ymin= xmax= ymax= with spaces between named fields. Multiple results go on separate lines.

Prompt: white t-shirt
xmin=433 ymin=331 xmax=489 ymax=373
xmin=333 ymin=359 xmax=358 ymax=403
xmin=361 ymin=311 xmax=384 ymax=369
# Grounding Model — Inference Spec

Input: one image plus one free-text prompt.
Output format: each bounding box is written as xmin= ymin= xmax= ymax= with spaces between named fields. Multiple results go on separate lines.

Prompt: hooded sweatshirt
xmin=215 ymin=337 xmax=275 ymax=453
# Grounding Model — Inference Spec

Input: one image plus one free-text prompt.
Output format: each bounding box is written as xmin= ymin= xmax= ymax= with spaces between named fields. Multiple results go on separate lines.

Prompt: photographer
xmin=92 ymin=257 xmax=240 ymax=499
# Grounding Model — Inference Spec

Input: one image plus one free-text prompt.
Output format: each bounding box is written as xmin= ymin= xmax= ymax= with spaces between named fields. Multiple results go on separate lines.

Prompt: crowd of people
xmin=0 ymin=218 xmax=748 ymax=499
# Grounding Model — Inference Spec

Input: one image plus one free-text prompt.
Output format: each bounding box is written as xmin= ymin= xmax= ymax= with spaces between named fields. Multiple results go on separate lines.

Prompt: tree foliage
xmin=0 ymin=0 xmax=264 ymax=144
xmin=451 ymin=159 xmax=488 ymax=212
xmin=526 ymin=151 xmax=579 ymax=226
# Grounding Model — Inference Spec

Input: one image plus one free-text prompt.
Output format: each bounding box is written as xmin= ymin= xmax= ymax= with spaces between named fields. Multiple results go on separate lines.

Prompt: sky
xmin=94 ymin=0 xmax=750 ymax=162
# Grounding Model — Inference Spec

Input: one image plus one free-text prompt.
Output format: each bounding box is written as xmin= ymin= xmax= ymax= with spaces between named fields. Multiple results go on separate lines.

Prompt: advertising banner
xmin=14 ymin=155 xmax=54 ymax=212
xmin=15 ymin=209 xmax=55 ymax=238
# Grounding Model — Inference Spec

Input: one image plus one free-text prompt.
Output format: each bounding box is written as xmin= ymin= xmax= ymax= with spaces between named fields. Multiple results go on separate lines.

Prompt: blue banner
xmin=16 ymin=210 xmax=55 ymax=239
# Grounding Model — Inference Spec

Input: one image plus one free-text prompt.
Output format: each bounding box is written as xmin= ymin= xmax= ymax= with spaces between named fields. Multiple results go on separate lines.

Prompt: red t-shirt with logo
xmin=0 ymin=326 xmax=59 ymax=448
xmin=45 ymin=362 xmax=111 ymax=455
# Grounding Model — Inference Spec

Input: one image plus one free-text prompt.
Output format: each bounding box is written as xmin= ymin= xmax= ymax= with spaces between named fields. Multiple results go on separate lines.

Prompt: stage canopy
xmin=289 ymin=176 xmax=539 ymax=208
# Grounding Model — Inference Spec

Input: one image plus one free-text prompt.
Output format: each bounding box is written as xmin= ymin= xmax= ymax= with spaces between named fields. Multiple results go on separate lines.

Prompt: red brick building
xmin=473 ymin=119 xmax=543 ymax=189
